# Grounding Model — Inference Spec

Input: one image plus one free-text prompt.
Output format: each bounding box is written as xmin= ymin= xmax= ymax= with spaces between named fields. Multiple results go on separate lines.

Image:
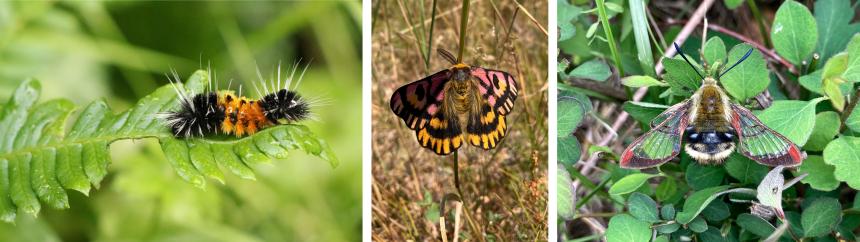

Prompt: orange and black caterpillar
xmin=163 ymin=64 xmax=311 ymax=138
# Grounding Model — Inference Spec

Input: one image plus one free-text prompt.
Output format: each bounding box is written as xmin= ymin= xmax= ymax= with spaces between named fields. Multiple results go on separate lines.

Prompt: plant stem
xmin=425 ymin=0 xmax=438 ymax=67
xmin=457 ymin=0 xmax=471 ymax=62
xmin=595 ymin=0 xmax=624 ymax=77
xmin=453 ymin=150 xmax=463 ymax=197
xmin=745 ymin=0 xmax=772 ymax=48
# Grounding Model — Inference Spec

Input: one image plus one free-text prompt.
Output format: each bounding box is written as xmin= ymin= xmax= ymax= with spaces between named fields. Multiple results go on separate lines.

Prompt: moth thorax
xmin=703 ymin=77 xmax=718 ymax=85
xmin=442 ymin=79 xmax=480 ymax=127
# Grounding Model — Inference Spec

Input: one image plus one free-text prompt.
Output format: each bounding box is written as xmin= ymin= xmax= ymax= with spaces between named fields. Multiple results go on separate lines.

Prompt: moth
xmin=389 ymin=49 xmax=520 ymax=155
xmin=620 ymin=43 xmax=806 ymax=169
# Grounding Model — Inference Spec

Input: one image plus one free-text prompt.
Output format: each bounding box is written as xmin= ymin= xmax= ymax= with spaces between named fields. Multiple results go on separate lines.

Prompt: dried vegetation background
xmin=371 ymin=0 xmax=549 ymax=241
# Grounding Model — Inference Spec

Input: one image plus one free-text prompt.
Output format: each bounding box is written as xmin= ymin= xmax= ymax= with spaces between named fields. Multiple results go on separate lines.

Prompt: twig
xmin=513 ymin=1 xmax=548 ymax=37
xmin=663 ymin=19 xmax=797 ymax=75
xmin=565 ymin=78 xmax=628 ymax=100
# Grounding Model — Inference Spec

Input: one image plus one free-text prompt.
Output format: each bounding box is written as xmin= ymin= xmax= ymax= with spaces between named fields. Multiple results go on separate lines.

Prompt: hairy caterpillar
xmin=163 ymin=63 xmax=315 ymax=138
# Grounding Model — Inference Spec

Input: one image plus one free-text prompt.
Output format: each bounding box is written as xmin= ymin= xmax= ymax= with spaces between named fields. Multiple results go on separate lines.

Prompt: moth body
xmin=684 ymin=77 xmax=737 ymax=163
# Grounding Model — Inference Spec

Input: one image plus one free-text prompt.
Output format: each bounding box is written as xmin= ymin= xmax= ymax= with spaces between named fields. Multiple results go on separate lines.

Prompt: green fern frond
xmin=0 ymin=70 xmax=338 ymax=223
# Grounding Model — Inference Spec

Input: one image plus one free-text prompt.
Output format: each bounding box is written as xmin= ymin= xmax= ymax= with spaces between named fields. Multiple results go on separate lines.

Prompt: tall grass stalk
xmin=457 ymin=0 xmax=471 ymax=62
xmin=425 ymin=0 xmax=438 ymax=67
xmin=595 ymin=0 xmax=624 ymax=77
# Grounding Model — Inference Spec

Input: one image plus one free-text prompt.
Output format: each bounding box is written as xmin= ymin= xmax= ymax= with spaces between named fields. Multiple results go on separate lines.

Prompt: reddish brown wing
xmin=729 ymin=104 xmax=805 ymax=167
xmin=389 ymin=70 xmax=452 ymax=130
xmin=620 ymin=102 xmax=690 ymax=169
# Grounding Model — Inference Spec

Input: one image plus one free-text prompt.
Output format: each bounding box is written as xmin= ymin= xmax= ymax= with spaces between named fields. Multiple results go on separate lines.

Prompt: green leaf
xmin=558 ymin=0 xmax=583 ymax=42
xmin=676 ymin=185 xmax=730 ymax=224
xmin=737 ymin=213 xmax=776 ymax=237
xmin=689 ymin=216 xmax=708 ymax=233
xmin=608 ymin=173 xmax=659 ymax=195
xmin=724 ymin=153 xmax=769 ymax=185
xmin=622 ymin=101 xmax=669 ymax=125
xmin=799 ymin=69 xmax=854 ymax=95
xmin=771 ymin=0 xmax=818 ymax=65
xmin=663 ymin=57 xmax=701 ymax=95
xmin=846 ymin=99 xmax=860 ymax=132
xmin=655 ymin=177 xmax=678 ymax=202
xmin=661 ymin=204 xmax=676 ymax=220
xmin=557 ymin=167 xmax=576 ymax=220
xmin=655 ymin=223 xmax=680 ymax=234
xmin=823 ymin=136 xmax=860 ymax=189
xmin=724 ymin=0 xmax=744 ymax=9
xmin=557 ymin=94 xmax=589 ymax=136
xmin=721 ymin=43 xmax=769 ymax=101
xmin=804 ymin=111 xmax=841 ymax=151
xmin=0 ymin=71 xmax=338 ymax=222
xmin=815 ymin=0 xmax=860 ymax=63
xmin=629 ymin=0 xmax=654 ymax=76
xmin=605 ymin=214 xmax=652 ymax=242
xmin=701 ymin=199 xmax=730 ymax=222
xmin=822 ymin=52 xmax=849 ymax=81
xmin=703 ymin=37 xmax=727 ymax=65
xmin=844 ymin=34 xmax=860 ymax=82
xmin=628 ymin=192 xmax=659 ymax=223
xmin=686 ymin=163 xmax=726 ymax=190
xmin=755 ymin=97 xmax=826 ymax=146
xmin=621 ymin=75 xmax=668 ymax=88
xmin=802 ymin=197 xmax=842 ymax=237
xmin=823 ymin=79 xmax=845 ymax=111
xmin=699 ymin=226 xmax=726 ymax=242
xmin=796 ymin=155 xmax=839 ymax=191
xmin=558 ymin=136 xmax=582 ymax=166
xmin=569 ymin=59 xmax=611 ymax=81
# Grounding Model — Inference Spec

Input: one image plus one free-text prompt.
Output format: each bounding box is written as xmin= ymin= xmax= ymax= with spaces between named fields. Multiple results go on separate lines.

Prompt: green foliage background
xmin=0 ymin=1 xmax=361 ymax=241
xmin=558 ymin=0 xmax=860 ymax=241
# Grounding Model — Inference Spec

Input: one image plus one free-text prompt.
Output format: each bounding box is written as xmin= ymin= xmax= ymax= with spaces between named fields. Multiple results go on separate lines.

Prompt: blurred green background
xmin=0 ymin=1 xmax=361 ymax=241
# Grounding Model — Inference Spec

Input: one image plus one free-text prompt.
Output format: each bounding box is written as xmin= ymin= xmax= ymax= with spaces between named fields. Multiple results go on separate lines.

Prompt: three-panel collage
xmin=1 ymin=0 xmax=859 ymax=241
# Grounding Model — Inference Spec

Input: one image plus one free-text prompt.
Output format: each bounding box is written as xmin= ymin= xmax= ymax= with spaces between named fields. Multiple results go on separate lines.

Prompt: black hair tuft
xmin=259 ymin=89 xmax=310 ymax=123
xmin=164 ymin=92 xmax=225 ymax=138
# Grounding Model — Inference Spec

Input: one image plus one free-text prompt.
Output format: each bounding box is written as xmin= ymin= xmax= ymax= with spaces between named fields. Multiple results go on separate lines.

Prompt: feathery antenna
xmin=673 ymin=42 xmax=704 ymax=80
xmin=438 ymin=48 xmax=458 ymax=65
xmin=720 ymin=47 xmax=754 ymax=78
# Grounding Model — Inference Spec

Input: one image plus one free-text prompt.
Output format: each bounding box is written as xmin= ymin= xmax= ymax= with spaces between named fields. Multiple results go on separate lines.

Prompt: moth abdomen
xmin=684 ymin=126 xmax=737 ymax=163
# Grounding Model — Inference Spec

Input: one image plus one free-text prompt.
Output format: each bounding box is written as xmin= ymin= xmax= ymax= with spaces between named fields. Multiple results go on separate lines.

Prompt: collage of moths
xmin=0 ymin=0 xmax=858 ymax=241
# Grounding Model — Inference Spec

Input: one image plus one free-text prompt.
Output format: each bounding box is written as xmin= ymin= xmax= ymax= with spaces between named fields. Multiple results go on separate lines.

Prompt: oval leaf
xmin=676 ymin=185 xmax=730 ymax=224
xmin=772 ymin=0 xmax=819 ymax=65
xmin=755 ymin=97 xmax=826 ymax=146
xmin=823 ymin=136 xmax=860 ymax=189
xmin=802 ymin=197 xmax=842 ymax=237
xmin=721 ymin=44 xmax=769 ymax=101
xmin=605 ymin=214 xmax=652 ymax=242
xmin=628 ymin=192 xmax=659 ymax=223
xmin=609 ymin=173 xmax=659 ymax=195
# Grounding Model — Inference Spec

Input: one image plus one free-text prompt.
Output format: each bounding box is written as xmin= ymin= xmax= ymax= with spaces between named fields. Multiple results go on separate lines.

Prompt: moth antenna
xmin=720 ymin=47 xmax=754 ymax=78
xmin=294 ymin=60 xmax=311 ymax=90
xmin=673 ymin=42 xmax=704 ymax=80
xmin=438 ymin=48 xmax=457 ymax=64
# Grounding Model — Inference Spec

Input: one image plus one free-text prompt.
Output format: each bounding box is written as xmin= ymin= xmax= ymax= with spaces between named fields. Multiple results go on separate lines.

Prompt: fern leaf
xmin=0 ymin=70 xmax=338 ymax=222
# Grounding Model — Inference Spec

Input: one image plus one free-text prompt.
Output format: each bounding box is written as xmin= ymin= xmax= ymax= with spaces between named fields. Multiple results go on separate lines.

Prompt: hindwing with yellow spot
xmin=415 ymin=111 xmax=463 ymax=155
xmin=466 ymin=103 xmax=508 ymax=150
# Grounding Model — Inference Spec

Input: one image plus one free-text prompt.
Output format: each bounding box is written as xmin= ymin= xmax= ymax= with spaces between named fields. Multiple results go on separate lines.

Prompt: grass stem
xmin=595 ymin=0 xmax=624 ymax=77
xmin=457 ymin=0 xmax=471 ymax=62
xmin=746 ymin=0 xmax=772 ymax=48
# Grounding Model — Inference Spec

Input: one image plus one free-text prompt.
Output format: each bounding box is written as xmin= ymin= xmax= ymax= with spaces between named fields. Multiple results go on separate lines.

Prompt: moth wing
xmin=390 ymin=69 xmax=452 ymax=130
xmin=465 ymin=102 xmax=508 ymax=150
xmin=730 ymin=103 xmax=805 ymax=167
xmin=620 ymin=102 xmax=690 ymax=169
xmin=471 ymin=67 xmax=520 ymax=115
xmin=415 ymin=109 xmax=464 ymax=155
xmin=650 ymin=102 xmax=689 ymax=128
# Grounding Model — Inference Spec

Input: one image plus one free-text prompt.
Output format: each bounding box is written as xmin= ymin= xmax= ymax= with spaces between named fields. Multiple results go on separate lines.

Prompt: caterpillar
xmin=163 ymin=63 xmax=313 ymax=138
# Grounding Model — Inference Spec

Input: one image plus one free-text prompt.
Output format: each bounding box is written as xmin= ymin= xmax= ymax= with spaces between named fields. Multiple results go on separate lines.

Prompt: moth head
xmin=673 ymin=42 xmax=754 ymax=86
xmin=451 ymin=63 xmax=471 ymax=82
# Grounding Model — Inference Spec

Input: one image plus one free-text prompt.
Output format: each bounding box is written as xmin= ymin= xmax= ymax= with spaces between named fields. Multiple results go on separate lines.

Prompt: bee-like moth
xmin=619 ymin=43 xmax=806 ymax=169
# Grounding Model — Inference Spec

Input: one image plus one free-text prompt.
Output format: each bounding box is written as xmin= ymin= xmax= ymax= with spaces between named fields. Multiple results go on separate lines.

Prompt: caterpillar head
xmin=259 ymin=89 xmax=310 ymax=123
